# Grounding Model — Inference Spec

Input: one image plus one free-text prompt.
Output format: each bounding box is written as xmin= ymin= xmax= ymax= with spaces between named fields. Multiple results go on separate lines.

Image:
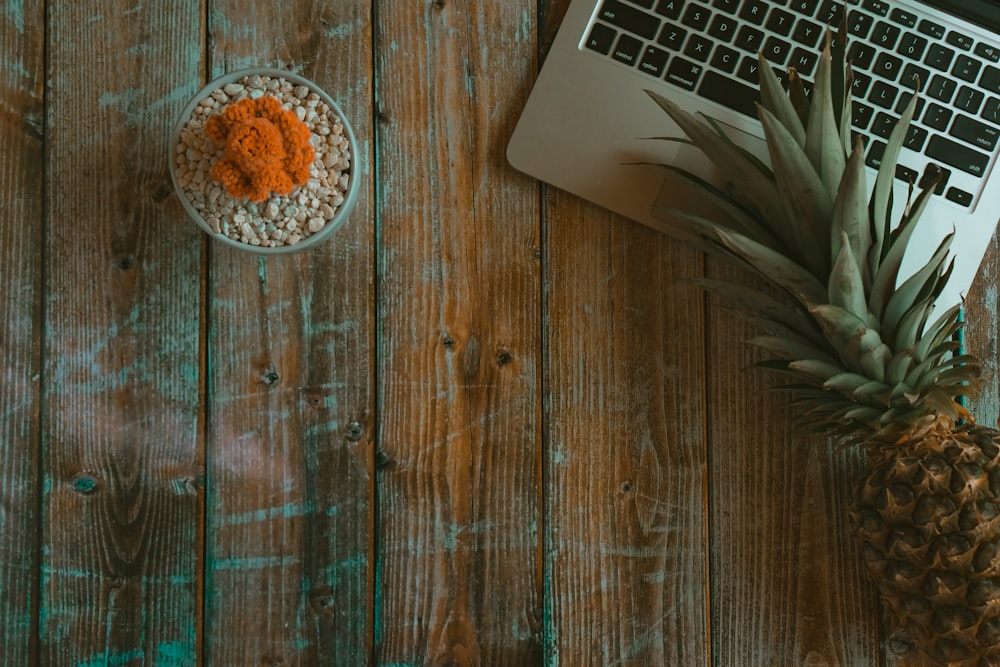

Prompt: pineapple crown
xmin=646 ymin=26 xmax=980 ymax=446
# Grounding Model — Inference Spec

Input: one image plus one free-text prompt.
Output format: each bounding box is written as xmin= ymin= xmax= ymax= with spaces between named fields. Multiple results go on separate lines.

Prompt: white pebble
xmin=224 ymin=83 xmax=245 ymax=96
xmin=307 ymin=217 xmax=325 ymax=233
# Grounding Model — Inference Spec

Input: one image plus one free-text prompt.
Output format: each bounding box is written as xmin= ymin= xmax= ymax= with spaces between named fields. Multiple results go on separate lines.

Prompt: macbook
xmin=508 ymin=0 xmax=1000 ymax=309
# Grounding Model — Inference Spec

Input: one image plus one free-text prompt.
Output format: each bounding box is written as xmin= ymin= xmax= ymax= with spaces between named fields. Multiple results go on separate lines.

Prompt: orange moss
xmin=205 ymin=94 xmax=315 ymax=203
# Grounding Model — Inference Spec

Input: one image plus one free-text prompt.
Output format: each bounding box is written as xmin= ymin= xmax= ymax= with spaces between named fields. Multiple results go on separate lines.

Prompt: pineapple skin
xmin=851 ymin=419 xmax=1000 ymax=665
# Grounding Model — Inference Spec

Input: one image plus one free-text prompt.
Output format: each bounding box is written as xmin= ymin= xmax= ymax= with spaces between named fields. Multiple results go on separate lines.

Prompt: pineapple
xmin=645 ymin=29 xmax=1000 ymax=665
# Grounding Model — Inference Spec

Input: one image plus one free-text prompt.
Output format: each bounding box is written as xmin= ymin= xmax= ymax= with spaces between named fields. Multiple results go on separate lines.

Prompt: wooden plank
xmin=0 ymin=1 xmax=44 ymax=664
xmin=40 ymin=2 xmax=205 ymax=664
xmin=374 ymin=1 xmax=543 ymax=663
xmin=541 ymin=197 xmax=709 ymax=666
xmin=537 ymin=2 xmax=709 ymax=663
xmin=703 ymin=267 xmax=882 ymax=665
xmin=963 ymin=237 xmax=1000 ymax=429
xmin=203 ymin=2 xmax=375 ymax=664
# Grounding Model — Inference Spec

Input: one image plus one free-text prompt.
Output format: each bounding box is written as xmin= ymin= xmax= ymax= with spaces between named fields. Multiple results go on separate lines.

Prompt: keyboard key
xmin=789 ymin=47 xmax=818 ymax=76
xmin=928 ymin=74 xmax=957 ymax=103
xmin=983 ymin=97 xmax=1000 ymax=126
xmin=926 ymin=134 xmax=990 ymax=176
xmin=896 ymin=164 xmax=918 ymax=183
xmin=665 ymin=56 xmax=705 ymax=90
xmin=847 ymin=11 xmax=873 ymax=39
xmin=862 ymin=0 xmax=888 ymax=15
xmin=889 ymin=8 xmax=917 ymax=28
xmin=873 ymin=52 xmax=903 ymax=81
xmin=712 ymin=0 xmax=740 ymax=13
xmin=895 ymin=92 xmax=925 ymax=117
xmin=685 ymin=33 xmax=714 ymax=61
xmin=900 ymin=63 xmax=929 ymax=91
xmin=638 ymin=45 xmax=671 ymax=76
xmin=817 ymin=0 xmax=843 ymax=25
xmin=655 ymin=0 xmax=685 ymax=19
xmin=792 ymin=19 xmax=822 ymax=47
xmin=712 ymin=44 xmax=740 ymax=72
xmin=982 ymin=66 xmax=1000 ymax=95
xmin=951 ymin=114 xmax=1000 ymax=151
xmin=897 ymin=33 xmax=927 ymax=61
xmin=739 ymin=0 xmax=769 ymax=25
xmin=868 ymin=81 xmax=898 ymax=109
xmin=762 ymin=36 xmax=791 ymax=64
xmin=919 ymin=163 xmax=950 ymax=194
xmin=765 ymin=7 xmax=795 ymax=35
xmin=708 ymin=14 xmax=739 ymax=41
xmin=851 ymin=70 xmax=872 ymax=97
xmin=918 ymin=19 xmax=945 ymax=40
xmin=852 ymin=101 xmax=874 ymax=129
xmin=924 ymin=103 xmax=953 ymax=131
xmin=631 ymin=0 xmax=657 ymax=7
xmin=699 ymin=68 xmax=760 ymax=117
xmin=657 ymin=22 xmax=688 ymax=50
xmin=946 ymin=31 xmax=974 ymax=51
xmin=924 ymin=44 xmax=955 ymax=71
xmin=612 ymin=33 xmax=644 ymax=65
xmin=872 ymin=111 xmax=898 ymax=138
xmin=903 ymin=125 xmax=928 ymax=152
xmin=975 ymin=43 xmax=1000 ymax=63
xmin=789 ymin=0 xmax=819 ymax=16
xmin=946 ymin=187 xmax=974 ymax=206
xmin=848 ymin=42 xmax=876 ymax=69
xmin=600 ymin=0 xmax=662 ymax=40
xmin=871 ymin=21 xmax=900 ymax=50
xmin=952 ymin=55 xmax=982 ymax=83
xmin=866 ymin=140 xmax=887 ymax=169
xmin=735 ymin=25 xmax=765 ymax=52
xmin=681 ymin=2 xmax=712 ymax=30
xmin=586 ymin=23 xmax=618 ymax=55
xmin=737 ymin=54 xmax=762 ymax=84
xmin=956 ymin=86 xmax=985 ymax=115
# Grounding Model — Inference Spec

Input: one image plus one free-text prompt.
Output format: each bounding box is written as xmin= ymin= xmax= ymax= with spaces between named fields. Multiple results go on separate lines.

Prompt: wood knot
xmin=72 ymin=475 xmax=99 ymax=495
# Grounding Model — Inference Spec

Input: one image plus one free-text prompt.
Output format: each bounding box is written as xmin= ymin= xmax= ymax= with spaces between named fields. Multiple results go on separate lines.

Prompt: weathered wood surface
xmin=1 ymin=1 xmax=998 ymax=665
xmin=0 ymin=1 xmax=43 ymax=664
xmin=203 ymin=2 xmax=375 ymax=665
xmin=40 ymin=2 xmax=205 ymax=665
xmin=374 ymin=3 xmax=542 ymax=665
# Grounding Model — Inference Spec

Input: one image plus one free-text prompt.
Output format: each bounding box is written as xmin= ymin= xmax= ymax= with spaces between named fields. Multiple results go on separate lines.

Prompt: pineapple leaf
xmin=691 ymin=277 xmax=828 ymax=345
xmin=650 ymin=163 xmax=790 ymax=251
xmin=789 ymin=359 xmax=848 ymax=379
xmin=882 ymin=231 xmax=954 ymax=340
xmin=804 ymin=42 xmax=847 ymax=200
xmin=645 ymin=91 xmax=790 ymax=235
xmin=831 ymin=141 xmax=870 ymax=281
xmin=748 ymin=335 xmax=840 ymax=365
xmin=710 ymin=225 xmax=829 ymax=306
xmin=868 ymin=90 xmax=919 ymax=277
xmin=829 ymin=230 xmax=869 ymax=323
xmin=787 ymin=69 xmax=811 ymax=126
xmin=885 ymin=347 xmax=917 ymax=386
xmin=757 ymin=54 xmax=805 ymax=147
xmin=758 ymin=105 xmax=834 ymax=277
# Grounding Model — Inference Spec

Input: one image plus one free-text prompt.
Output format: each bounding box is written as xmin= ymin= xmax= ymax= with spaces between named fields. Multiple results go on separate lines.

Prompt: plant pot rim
xmin=169 ymin=67 xmax=361 ymax=254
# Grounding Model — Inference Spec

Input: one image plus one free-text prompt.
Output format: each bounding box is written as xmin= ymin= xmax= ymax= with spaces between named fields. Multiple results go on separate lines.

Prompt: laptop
xmin=508 ymin=0 xmax=1000 ymax=310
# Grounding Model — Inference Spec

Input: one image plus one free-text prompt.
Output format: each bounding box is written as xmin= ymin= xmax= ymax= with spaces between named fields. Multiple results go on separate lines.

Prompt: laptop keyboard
xmin=584 ymin=0 xmax=1000 ymax=209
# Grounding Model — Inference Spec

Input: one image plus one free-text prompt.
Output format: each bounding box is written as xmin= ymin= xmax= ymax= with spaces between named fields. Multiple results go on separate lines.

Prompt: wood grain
xmin=40 ymin=1 xmax=205 ymax=664
xmin=702 ymin=265 xmax=882 ymax=666
xmin=964 ymin=234 xmax=1000 ymax=430
xmin=374 ymin=1 xmax=543 ymax=664
xmin=542 ymin=192 xmax=709 ymax=666
xmin=203 ymin=1 xmax=375 ymax=664
xmin=0 ymin=1 xmax=44 ymax=664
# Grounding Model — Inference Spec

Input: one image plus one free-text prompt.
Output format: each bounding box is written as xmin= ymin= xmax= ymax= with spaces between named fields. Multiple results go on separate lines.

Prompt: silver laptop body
xmin=508 ymin=0 xmax=1000 ymax=310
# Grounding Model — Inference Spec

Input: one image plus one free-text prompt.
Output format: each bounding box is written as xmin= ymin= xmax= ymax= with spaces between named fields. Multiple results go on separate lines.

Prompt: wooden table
xmin=3 ymin=1 xmax=998 ymax=665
